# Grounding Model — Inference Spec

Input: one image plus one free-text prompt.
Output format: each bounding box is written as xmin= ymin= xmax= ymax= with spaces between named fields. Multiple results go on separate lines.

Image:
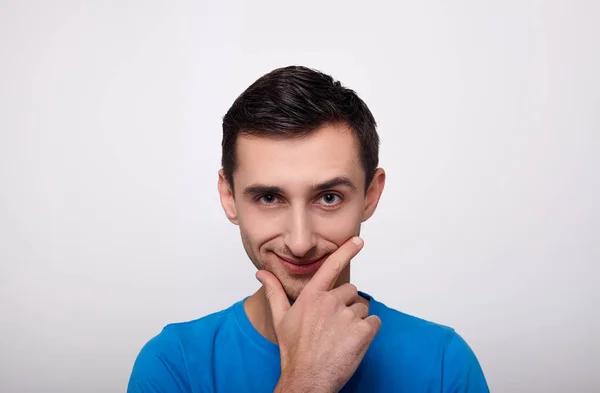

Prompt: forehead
xmin=234 ymin=124 xmax=363 ymax=190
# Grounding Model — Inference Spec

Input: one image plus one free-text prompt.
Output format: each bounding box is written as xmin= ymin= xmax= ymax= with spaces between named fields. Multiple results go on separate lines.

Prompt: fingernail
xmin=352 ymin=236 xmax=364 ymax=247
xmin=255 ymin=271 xmax=263 ymax=283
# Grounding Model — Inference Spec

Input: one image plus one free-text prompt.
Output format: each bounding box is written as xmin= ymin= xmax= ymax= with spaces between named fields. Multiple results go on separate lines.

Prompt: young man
xmin=128 ymin=66 xmax=489 ymax=392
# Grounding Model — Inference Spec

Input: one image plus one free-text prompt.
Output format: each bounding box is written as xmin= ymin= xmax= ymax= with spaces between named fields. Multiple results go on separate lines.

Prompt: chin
xmin=280 ymin=276 xmax=312 ymax=301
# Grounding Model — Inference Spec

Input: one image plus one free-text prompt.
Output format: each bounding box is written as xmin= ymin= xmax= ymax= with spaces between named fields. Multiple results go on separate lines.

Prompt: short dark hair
xmin=221 ymin=66 xmax=379 ymax=191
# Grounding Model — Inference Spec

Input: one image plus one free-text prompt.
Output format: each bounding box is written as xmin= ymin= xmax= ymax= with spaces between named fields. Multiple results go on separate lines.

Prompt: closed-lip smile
xmin=276 ymin=254 xmax=327 ymax=275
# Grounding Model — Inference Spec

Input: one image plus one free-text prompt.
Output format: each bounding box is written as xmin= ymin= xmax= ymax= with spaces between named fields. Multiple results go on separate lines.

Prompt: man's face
xmin=220 ymin=123 xmax=381 ymax=300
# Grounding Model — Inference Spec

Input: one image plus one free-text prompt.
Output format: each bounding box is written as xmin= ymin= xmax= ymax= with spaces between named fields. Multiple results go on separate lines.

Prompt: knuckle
xmin=357 ymin=321 xmax=373 ymax=336
xmin=357 ymin=303 xmax=369 ymax=315
xmin=331 ymin=258 xmax=342 ymax=272
xmin=341 ymin=307 xmax=355 ymax=320
xmin=323 ymin=292 xmax=340 ymax=308
xmin=264 ymin=289 xmax=275 ymax=301
xmin=360 ymin=317 xmax=380 ymax=335
xmin=371 ymin=317 xmax=382 ymax=332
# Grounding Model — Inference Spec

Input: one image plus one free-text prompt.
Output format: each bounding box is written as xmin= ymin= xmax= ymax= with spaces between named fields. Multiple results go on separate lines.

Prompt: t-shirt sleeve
xmin=127 ymin=331 xmax=191 ymax=393
xmin=441 ymin=331 xmax=490 ymax=393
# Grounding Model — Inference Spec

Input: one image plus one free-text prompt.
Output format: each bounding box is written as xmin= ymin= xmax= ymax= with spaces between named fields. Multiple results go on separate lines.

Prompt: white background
xmin=1 ymin=1 xmax=598 ymax=392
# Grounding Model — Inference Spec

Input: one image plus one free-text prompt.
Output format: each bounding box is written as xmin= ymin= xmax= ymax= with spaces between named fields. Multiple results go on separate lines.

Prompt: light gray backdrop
xmin=1 ymin=1 xmax=598 ymax=392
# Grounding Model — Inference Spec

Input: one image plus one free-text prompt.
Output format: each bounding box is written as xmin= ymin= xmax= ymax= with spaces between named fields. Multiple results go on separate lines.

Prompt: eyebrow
xmin=242 ymin=176 xmax=357 ymax=196
xmin=313 ymin=176 xmax=357 ymax=192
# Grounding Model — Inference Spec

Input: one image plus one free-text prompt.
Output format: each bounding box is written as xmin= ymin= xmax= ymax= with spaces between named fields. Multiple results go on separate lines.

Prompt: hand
xmin=256 ymin=236 xmax=381 ymax=393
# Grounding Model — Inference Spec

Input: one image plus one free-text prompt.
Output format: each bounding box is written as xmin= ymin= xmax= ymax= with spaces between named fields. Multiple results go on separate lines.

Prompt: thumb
xmin=256 ymin=270 xmax=290 ymax=327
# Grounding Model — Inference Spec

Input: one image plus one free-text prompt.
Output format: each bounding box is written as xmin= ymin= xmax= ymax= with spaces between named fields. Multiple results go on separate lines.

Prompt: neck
xmin=243 ymin=264 xmax=369 ymax=344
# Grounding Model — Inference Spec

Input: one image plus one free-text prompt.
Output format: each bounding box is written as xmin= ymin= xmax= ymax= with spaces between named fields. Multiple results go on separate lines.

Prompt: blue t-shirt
xmin=128 ymin=293 xmax=489 ymax=392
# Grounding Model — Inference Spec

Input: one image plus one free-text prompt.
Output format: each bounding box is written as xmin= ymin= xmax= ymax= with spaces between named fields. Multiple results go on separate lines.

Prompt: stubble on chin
xmin=280 ymin=275 xmax=312 ymax=302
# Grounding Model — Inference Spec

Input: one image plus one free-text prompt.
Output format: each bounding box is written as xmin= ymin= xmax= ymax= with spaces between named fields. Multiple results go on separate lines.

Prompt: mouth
xmin=276 ymin=254 xmax=327 ymax=275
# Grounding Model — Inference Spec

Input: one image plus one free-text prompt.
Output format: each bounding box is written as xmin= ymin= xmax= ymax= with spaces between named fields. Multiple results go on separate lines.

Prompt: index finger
xmin=306 ymin=236 xmax=364 ymax=292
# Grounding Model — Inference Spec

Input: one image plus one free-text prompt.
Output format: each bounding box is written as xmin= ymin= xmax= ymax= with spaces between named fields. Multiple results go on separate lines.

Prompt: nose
xmin=283 ymin=206 xmax=317 ymax=258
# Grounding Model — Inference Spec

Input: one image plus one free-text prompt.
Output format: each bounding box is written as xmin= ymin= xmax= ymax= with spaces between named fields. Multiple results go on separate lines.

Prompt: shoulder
xmin=369 ymin=296 xmax=489 ymax=392
xmin=441 ymin=332 xmax=490 ymax=392
xmin=143 ymin=305 xmax=234 ymax=358
xmin=127 ymin=304 xmax=237 ymax=393
xmin=370 ymin=296 xmax=457 ymax=347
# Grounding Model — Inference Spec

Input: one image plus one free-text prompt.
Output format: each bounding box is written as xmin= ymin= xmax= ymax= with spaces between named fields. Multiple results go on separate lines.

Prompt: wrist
xmin=275 ymin=369 xmax=333 ymax=393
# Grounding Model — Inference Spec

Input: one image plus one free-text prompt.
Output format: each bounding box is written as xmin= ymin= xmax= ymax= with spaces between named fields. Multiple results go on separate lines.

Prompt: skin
xmin=217 ymin=122 xmax=385 ymax=345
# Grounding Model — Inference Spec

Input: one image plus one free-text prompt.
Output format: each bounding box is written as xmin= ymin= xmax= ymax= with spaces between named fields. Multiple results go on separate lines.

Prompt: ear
xmin=218 ymin=169 xmax=239 ymax=225
xmin=362 ymin=168 xmax=386 ymax=222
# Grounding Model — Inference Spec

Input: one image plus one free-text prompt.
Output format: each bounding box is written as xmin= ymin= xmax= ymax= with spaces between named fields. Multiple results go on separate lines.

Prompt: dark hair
xmin=221 ymin=66 xmax=379 ymax=191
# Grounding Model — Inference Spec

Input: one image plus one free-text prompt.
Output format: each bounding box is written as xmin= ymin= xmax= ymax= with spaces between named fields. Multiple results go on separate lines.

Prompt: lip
xmin=277 ymin=254 xmax=327 ymax=275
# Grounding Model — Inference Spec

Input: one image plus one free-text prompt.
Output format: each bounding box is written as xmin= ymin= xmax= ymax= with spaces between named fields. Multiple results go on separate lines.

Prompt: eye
xmin=317 ymin=193 xmax=342 ymax=206
xmin=258 ymin=194 xmax=280 ymax=205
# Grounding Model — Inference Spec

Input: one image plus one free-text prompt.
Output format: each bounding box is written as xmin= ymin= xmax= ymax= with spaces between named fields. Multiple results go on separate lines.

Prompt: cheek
xmin=314 ymin=206 xmax=363 ymax=244
xmin=237 ymin=205 xmax=284 ymax=245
